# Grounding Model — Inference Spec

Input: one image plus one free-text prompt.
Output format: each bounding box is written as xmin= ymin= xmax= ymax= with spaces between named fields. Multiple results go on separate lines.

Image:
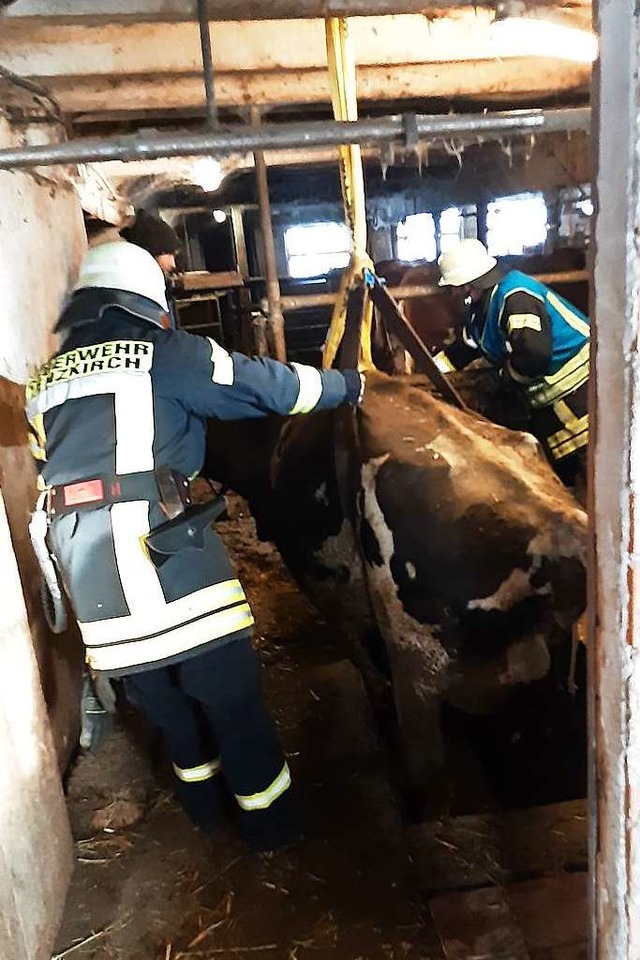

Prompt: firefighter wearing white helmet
xmin=25 ymin=241 xmax=365 ymax=850
xmin=435 ymin=238 xmax=589 ymax=486
xmin=76 ymin=238 xmax=170 ymax=309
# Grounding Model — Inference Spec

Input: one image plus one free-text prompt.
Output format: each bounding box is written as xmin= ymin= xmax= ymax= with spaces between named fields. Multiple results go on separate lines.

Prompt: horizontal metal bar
xmin=0 ymin=107 xmax=590 ymax=171
xmin=272 ymin=270 xmax=589 ymax=312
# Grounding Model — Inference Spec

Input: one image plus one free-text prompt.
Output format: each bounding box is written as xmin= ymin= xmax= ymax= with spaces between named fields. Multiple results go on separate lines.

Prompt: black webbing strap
xmin=369 ymin=279 xmax=467 ymax=410
xmin=46 ymin=469 xmax=189 ymax=517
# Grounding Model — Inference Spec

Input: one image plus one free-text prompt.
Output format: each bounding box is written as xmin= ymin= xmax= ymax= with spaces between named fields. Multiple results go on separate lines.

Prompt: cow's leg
xmin=384 ymin=638 xmax=446 ymax=818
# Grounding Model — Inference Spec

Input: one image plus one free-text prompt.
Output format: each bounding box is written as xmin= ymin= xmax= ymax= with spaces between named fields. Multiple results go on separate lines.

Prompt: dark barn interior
xmin=0 ymin=1 xmax=638 ymax=958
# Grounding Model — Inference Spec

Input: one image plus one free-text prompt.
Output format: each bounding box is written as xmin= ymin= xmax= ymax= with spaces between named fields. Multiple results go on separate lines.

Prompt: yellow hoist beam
xmin=323 ymin=16 xmax=374 ymax=371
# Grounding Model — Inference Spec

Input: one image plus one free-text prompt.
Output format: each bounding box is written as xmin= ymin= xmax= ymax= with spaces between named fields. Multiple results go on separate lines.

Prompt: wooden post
xmin=591 ymin=0 xmax=640 ymax=955
xmin=250 ymin=107 xmax=287 ymax=362
xmin=230 ymin=205 xmax=250 ymax=279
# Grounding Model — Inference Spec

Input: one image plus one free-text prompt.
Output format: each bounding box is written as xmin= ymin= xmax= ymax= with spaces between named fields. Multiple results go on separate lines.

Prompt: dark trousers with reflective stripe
xmin=529 ymin=379 xmax=588 ymax=488
xmin=125 ymin=637 xmax=296 ymax=850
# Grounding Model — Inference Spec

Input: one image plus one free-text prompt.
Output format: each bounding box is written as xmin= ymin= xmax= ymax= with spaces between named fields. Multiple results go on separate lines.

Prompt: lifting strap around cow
xmin=323 ymin=16 xmax=374 ymax=372
xmin=321 ymin=18 xmax=466 ymax=411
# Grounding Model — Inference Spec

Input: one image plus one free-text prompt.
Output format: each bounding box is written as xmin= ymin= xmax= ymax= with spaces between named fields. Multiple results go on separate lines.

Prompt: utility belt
xmin=32 ymin=466 xmax=227 ymax=631
xmin=45 ymin=466 xmax=192 ymax=521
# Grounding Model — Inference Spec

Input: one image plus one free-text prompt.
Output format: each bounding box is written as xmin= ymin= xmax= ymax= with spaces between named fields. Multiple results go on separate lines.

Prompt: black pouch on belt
xmin=145 ymin=495 xmax=228 ymax=568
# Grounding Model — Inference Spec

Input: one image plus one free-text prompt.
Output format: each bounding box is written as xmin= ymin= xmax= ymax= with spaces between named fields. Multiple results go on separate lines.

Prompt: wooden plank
xmin=408 ymin=800 xmax=588 ymax=894
xmin=529 ymin=942 xmax=588 ymax=957
xmin=429 ymin=874 xmax=588 ymax=960
xmin=407 ymin=813 xmax=506 ymax=893
xmin=508 ymin=874 xmax=588 ymax=952
xmin=430 ymin=886 xmax=530 ymax=959
xmin=502 ymin=800 xmax=588 ymax=878
xmin=180 ymin=270 xmax=244 ymax=291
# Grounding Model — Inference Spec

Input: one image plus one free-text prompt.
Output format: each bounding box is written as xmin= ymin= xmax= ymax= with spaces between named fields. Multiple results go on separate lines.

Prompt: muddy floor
xmin=53 ymin=500 xmax=444 ymax=960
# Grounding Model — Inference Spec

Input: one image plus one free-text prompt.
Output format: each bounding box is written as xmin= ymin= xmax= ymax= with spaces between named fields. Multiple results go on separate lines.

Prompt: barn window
xmin=284 ymin=222 xmax=352 ymax=279
xmin=486 ymin=193 xmax=549 ymax=256
xmin=439 ymin=207 xmax=465 ymax=253
xmin=558 ymin=185 xmax=592 ymax=246
xmin=395 ymin=212 xmax=437 ymax=262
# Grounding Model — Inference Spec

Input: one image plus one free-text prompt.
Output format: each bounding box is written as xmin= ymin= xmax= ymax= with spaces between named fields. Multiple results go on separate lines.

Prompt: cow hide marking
xmin=467 ymin=566 xmax=538 ymax=613
xmin=360 ymin=454 xmax=449 ymax=682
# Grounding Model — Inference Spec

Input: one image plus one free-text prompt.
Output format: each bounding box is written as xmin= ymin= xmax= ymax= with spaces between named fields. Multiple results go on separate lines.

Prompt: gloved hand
xmin=342 ymin=369 xmax=366 ymax=405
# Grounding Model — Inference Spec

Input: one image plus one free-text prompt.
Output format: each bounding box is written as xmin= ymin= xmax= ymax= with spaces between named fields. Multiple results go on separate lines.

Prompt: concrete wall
xmin=0 ymin=118 xmax=87 ymax=769
xmin=0 ymin=491 xmax=73 ymax=960
xmin=0 ymin=117 xmax=87 ymax=958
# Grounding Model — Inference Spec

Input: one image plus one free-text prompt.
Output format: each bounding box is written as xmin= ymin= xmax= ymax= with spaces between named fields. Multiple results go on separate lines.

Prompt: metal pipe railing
xmin=196 ymin=0 xmax=218 ymax=129
xmin=251 ymin=106 xmax=287 ymax=362
xmin=267 ymin=270 xmax=589 ymax=312
xmin=0 ymin=107 xmax=590 ymax=171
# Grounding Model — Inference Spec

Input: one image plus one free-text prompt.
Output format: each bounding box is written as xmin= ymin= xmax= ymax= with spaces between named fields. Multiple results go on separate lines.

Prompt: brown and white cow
xmin=204 ymin=371 xmax=587 ymax=793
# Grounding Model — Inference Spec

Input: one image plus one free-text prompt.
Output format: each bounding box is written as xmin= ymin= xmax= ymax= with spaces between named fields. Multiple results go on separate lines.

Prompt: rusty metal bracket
xmin=402 ymin=113 xmax=419 ymax=149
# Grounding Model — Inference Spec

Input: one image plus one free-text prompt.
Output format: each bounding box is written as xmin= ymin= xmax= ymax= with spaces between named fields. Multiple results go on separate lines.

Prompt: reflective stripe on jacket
xmin=471 ymin=270 xmax=589 ymax=408
xmin=26 ymin=289 xmax=357 ymax=675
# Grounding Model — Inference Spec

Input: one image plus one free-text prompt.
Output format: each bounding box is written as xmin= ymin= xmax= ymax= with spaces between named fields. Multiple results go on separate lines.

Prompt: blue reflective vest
xmin=469 ymin=270 xmax=590 ymax=408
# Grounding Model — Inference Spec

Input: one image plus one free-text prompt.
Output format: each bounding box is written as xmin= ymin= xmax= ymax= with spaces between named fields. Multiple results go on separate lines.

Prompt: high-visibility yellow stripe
xmin=546 ymin=291 xmax=590 ymax=338
xmin=235 ymin=762 xmax=292 ymax=812
xmin=84 ymin=602 xmax=254 ymax=672
xmin=173 ymin=757 xmax=222 ymax=783
xmin=547 ymin=414 xmax=589 ymax=453
xmin=544 ymin=342 xmax=590 ymax=385
xmin=507 ymin=313 xmax=542 ymax=334
xmin=288 ymin=363 xmax=323 ymax=414
xmin=547 ymin=425 xmax=589 ymax=459
xmin=433 ymin=350 xmax=457 ymax=373
xmin=497 ymin=286 xmax=544 ymax=329
xmin=26 ymin=340 xmax=154 ymax=402
xmin=527 ymin=343 xmax=589 ymax=407
xmin=81 ymin=578 xmax=247 ymax=646
xmin=28 ymin=435 xmax=47 ymax=461
xmin=28 ymin=413 xmax=47 ymax=461
xmin=553 ymin=399 xmax=581 ymax=430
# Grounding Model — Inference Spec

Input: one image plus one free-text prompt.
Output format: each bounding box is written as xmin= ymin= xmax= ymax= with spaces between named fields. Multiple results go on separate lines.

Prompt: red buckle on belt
xmin=62 ymin=478 xmax=105 ymax=507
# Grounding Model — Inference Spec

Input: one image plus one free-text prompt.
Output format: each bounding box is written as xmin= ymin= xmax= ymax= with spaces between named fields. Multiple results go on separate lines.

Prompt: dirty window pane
xmin=558 ymin=184 xmax=592 ymax=247
xmin=487 ymin=193 xmax=548 ymax=256
xmin=439 ymin=207 xmax=464 ymax=253
xmin=396 ymin=213 xmax=437 ymax=262
xmin=285 ymin=222 xmax=352 ymax=278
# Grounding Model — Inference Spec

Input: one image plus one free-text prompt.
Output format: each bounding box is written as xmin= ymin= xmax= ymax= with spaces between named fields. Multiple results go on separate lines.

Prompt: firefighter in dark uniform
xmin=120 ymin=208 xmax=181 ymax=279
xmin=26 ymin=241 xmax=365 ymax=851
xmin=434 ymin=239 xmax=589 ymax=486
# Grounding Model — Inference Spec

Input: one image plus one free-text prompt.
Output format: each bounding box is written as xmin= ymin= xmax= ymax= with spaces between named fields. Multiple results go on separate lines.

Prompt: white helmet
xmin=438 ymin=239 xmax=497 ymax=287
xmin=75 ymin=240 xmax=168 ymax=310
